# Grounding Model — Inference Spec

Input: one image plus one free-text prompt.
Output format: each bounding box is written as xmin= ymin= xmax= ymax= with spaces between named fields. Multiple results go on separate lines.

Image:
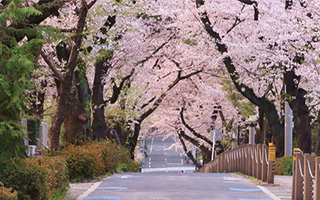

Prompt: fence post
xmin=255 ymin=145 xmax=259 ymax=178
xmin=241 ymin=146 xmax=244 ymax=173
xmin=257 ymin=144 xmax=262 ymax=180
xmin=247 ymin=145 xmax=251 ymax=176
xmin=303 ymin=153 xmax=314 ymax=200
xmin=251 ymin=145 xmax=255 ymax=177
xmin=293 ymin=153 xmax=304 ymax=200
xmin=261 ymin=144 xmax=267 ymax=182
xmin=222 ymin=152 xmax=225 ymax=173
xmin=315 ymin=157 xmax=320 ymax=200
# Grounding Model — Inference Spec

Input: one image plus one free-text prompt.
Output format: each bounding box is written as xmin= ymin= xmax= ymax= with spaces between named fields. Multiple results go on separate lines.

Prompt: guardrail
xmin=196 ymin=144 xmax=275 ymax=184
xmin=292 ymin=152 xmax=320 ymax=200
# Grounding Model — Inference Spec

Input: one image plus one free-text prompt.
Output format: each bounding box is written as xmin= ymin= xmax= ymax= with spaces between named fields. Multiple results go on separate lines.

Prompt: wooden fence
xmin=197 ymin=144 xmax=275 ymax=184
xmin=292 ymin=153 xmax=320 ymax=200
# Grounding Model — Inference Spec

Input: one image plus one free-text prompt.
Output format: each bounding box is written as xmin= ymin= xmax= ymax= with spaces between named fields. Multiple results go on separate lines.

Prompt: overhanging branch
xmin=40 ymin=51 xmax=65 ymax=82
xmin=180 ymin=107 xmax=213 ymax=146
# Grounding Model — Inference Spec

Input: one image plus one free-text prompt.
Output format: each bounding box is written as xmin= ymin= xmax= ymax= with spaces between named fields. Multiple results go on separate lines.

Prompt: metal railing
xmin=196 ymin=144 xmax=275 ymax=184
xmin=292 ymin=153 xmax=320 ymax=200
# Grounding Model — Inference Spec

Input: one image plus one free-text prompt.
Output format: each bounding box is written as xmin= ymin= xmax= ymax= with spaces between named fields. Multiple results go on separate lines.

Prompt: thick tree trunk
xmin=49 ymin=73 xmax=73 ymax=149
xmin=129 ymin=122 xmax=141 ymax=159
xmin=48 ymin=1 xmax=91 ymax=150
xmin=92 ymin=61 xmax=110 ymax=140
xmin=284 ymin=70 xmax=312 ymax=153
xmin=75 ymin=64 xmax=92 ymax=139
xmin=64 ymin=66 xmax=91 ymax=144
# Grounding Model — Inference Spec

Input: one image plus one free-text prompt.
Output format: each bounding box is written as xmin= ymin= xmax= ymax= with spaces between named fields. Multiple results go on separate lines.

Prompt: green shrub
xmin=275 ymin=156 xmax=293 ymax=176
xmin=22 ymin=157 xmax=69 ymax=197
xmin=2 ymin=156 xmax=69 ymax=200
xmin=0 ymin=186 xmax=18 ymax=200
xmin=3 ymin=164 xmax=48 ymax=200
xmin=86 ymin=141 xmax=139 ymax=173
xmin=26 ymin=116 xmax=41 ymax=145
xmin=54 ymin=144 xmax=105 ymax=182
xmin=50 ymin=141 xmax=138 ymax=182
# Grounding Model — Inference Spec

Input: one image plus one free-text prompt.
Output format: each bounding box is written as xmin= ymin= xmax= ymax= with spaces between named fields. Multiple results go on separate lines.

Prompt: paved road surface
xmin=141 ymin=135 xmax=195 ymax=173
xmin=77 ymin=135 xmax=276 ymax=200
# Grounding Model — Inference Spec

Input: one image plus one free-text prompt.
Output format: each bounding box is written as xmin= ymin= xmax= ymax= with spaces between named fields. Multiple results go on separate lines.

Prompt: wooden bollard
xmin=303 ymin=153 xmax=314 ymax=200
xmin=315 ymin=157 xmax=320 ymax=200
xmin=261 ymin=144 xmax=267 ymax=182
xmin=257 ymin=144 xmax=262 ymax=180
xmin=293 ymin=153 xmax=304 ymax=200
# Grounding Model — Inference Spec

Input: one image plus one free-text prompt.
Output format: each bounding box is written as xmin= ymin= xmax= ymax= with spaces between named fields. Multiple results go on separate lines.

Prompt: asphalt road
xmin=79 ymin=135 xmax=274 ymax=200
xmin=141 ymin=135 xmax=195 ymax=173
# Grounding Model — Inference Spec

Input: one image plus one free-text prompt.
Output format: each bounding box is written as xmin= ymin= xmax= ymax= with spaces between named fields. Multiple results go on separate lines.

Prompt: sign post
xmin=211 ymin=129 xmax=222 ymax=161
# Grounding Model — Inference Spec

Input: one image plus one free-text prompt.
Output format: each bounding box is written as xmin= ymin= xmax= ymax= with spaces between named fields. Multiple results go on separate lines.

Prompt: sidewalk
xmin=260 ymin=175 xmax=292 ymax=200
xmin=64 ymin=174 xmax=293 ymax=200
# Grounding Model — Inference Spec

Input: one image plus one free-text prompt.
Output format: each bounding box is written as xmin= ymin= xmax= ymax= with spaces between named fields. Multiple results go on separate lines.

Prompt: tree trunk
xmin=129 ymin=122 xmax=141 ymax=159
xmin=92 ymin=61 xmax=109 ymax=140
xmin=48 ymin=1 xmax=91 ymax=150
xmin=284 ymin=70 xmax=311 ymax=153
xmin=64 ymin=65 xmax=91 ymax=144
xmin=195 ymin=1 xmax=285 ymax=156
xmin=49 ymin=73 xmax=73 ymax=149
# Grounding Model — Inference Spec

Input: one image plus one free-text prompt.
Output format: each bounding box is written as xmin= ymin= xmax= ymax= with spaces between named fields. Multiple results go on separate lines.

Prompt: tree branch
xmin=180 ymin=107 xmax=213 ymax=146
xmin=139 ymin=69 xmax=202 ymax=122
xmin=178 ymin=131 xmax=202 ymax=169
xmin=40 ymin=51 xmax=65 ymax=82
xmin=135 ymin=34 xmax=175 ymax=66
xmin=108 ymin=68 xmax=135 ymax=104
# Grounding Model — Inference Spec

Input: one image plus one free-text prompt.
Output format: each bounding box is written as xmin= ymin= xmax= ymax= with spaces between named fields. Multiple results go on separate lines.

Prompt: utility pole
xmin=284 ymin=85 xmax=293 ymax=156
xmin=249 ymin=123 xmax=255 ymax=144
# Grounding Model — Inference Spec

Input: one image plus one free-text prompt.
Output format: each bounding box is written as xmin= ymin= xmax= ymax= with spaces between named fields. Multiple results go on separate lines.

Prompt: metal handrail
xmin=251 ymin=147 xmax=254 ymax=159
xmin=244 ymin=147 xmax=247 ymax=158
xmin=298 ymin=158 xmax=304 ymax=178
xmin=259 ymin=148 xmax=263 ymax=164
xmin=36 ymin=138 xmax=49 ymax=150
xmin=265 ymin=148 xmax=269 ymax=165
xmin=307 ymin=159 xmax=315 ymax=179
xmin=255 ymin=148 xmax=258 ymax=163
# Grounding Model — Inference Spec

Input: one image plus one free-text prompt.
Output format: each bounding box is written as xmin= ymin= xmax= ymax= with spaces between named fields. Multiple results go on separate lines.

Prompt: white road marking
xmin=150 ymin=138 xmax=154 ymax=153
xmin=181 ymin=159 xmax=183 ymax=165
xmin=141 ymin=166 xmax=195 ymax=173
xmin=166 ymin=163 xmax=183 ymax=166
xmin=257 ymin=186 xmax=281 ymax=200
xmin=77 ymin=181 xmax=102 ymax=200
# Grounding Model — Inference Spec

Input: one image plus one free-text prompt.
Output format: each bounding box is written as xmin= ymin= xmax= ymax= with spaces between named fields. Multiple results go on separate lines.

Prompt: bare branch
xmin=139 ymin=69 xmax=202 ymax=121
xmin=178 ymin=131 xmax=202 ymax=169
xmin=224 ymin=17 xmax=245 ymax=36
xmin=180 ymin=107 xmax=213 ymax=146
xmin=107 ymin=68 xmax=135 ymax=104
xmin=135 ymin=34 xmax=175 ymax=66
xmin=40 ymin=51 xmax=65 ymax=82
